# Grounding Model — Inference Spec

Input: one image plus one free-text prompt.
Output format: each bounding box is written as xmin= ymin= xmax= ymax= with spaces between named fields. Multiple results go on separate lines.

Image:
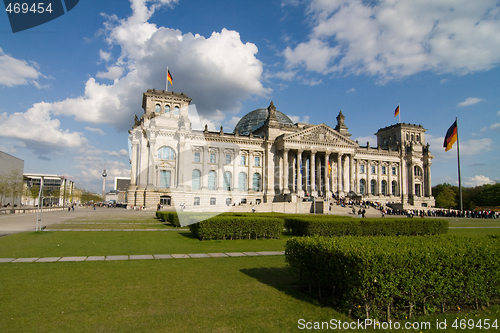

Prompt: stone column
xmin=324 ymin=153 xmax=331 ymax=195
xmin=297 ymin=150 xmax=303 ymax=196
xmin=349 ymin=154 xmax=354 ymax=194
xmin=426 ymin=163 xmax=432 ymax=197
xmin=310 ymin=150 xmax=317 ymax=197
xmin=248 ymin=151 xmax=253 ymax=191
xmin=218 ymin=149 xmax=224 ymax=190
xmin=283 ymin=149 xmax=289 ymax=194
xmin=232 ymin=150 xmax=238 ymax=191
xmin=202 ymin=147 xmax=208 ymax=189
xmin=337 ymin=153 xmax=343 ymax=194
xmin=147 ymin=138 xmax=156 ymax=188
xmin=292 ymin=152 xmax=296 ymax=193
xmin=131 ymin=140 xmax=138 ymax=185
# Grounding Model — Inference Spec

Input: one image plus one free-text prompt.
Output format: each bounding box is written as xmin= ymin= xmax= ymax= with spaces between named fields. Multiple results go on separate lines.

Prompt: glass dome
xmin=234 ymin=108 xmax=294 ymax=135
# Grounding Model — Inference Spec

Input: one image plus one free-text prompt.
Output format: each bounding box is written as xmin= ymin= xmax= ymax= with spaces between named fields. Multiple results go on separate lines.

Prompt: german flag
xmin=443 ymin=120 xmax=458 ymax=151
xmin=167 ymin=70 xmax=173 ymax=85
xmin=394 ymin=105 xmax=400 ymax=117
xmin=327 ymin=161 xmax=331 ymax=177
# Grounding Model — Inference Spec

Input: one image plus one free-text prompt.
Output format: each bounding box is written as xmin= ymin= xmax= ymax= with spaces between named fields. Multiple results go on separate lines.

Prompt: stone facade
xmin=127 ymin=89 xmax=435 ymax=210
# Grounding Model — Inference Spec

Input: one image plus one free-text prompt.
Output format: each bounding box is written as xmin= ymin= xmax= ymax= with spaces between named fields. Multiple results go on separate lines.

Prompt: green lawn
xmin=1 ymin=213 xmax=499 ymax=332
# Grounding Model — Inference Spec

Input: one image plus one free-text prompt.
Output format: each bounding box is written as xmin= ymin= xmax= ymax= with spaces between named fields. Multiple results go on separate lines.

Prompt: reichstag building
xmin=127 ymin=89 xmax=435 ymax=210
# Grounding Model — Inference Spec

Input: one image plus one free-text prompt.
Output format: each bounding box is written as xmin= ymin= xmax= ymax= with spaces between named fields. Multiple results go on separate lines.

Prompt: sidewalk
xmin=0 ymin=251 xmax=285 ymax=263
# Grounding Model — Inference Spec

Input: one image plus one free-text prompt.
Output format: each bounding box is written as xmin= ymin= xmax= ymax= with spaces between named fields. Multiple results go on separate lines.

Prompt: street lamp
xmin=102 ymin=169 xmax=107 ymax=202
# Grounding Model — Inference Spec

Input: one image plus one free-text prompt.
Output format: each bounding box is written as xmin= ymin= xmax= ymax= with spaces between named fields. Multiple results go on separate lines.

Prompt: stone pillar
xmin=426 ymin=163 xmax=432 ymax=197
xmin=147 ymin=138 xmax=156 ymax=188
xmin=292 ymin=152 xmax=296 ymax=193
xmin=202 ymin=147 xmax=208 ymax=189
xmin=349 ymin=154 xmax=354 ymax=194
xmin=248 ymin=151 xmax=253 ymax=191
xmin=337 ymin=153 xmax=343 ymax=194
xmin=218 ymin=149 xmax=224 ymax=190
xmin=325 ymin=153 xmax=331 ymax=195
xmin=232 ymin=150 xmax=238 ymax=191
xmin=131 ymin=141 xmax=138 ymax=185
xmin=283 ymin=149 xmax=289 ymax=194
xmin=310 ymin=150 xmax=317 ymax=197
xmin=297 ymin=150 xmax=303 ymax=196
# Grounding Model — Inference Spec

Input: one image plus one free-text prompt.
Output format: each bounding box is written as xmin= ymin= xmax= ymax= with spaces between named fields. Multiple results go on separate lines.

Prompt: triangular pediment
xmin=282 ymin=124 xmax=357 ymax=147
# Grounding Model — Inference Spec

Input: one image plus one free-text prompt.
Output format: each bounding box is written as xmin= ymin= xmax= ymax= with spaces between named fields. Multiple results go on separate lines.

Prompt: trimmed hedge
xmin=285 ymin=216 xmax=448 ymax=236
xmin=286 ymin=235 xmax=500 ymax=320
xmin=189 ymin=216 xmax=283 ymax=240
xmin=155 ymin=211 xmax=180 ymax=227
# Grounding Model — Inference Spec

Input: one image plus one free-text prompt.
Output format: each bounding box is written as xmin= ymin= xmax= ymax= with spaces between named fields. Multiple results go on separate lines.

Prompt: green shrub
xmin=189 ymin=216 xmax=283 ymax=240
xmin=285 ymin=235 xmax=500 ymax=320
xmin=284 ymin=216 xmax=448 ymax=237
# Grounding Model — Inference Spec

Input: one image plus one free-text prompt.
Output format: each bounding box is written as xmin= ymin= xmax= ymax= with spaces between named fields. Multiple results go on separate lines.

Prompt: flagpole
xmin=398 ymin=104 xmax=401 ymax=124
xmin=166 ymin=66 xmax=169 ymax=92
xmin=456 ymin=117 xmax=463 ymax=213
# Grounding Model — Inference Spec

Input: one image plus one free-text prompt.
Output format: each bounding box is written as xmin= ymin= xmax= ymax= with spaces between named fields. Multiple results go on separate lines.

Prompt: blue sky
xmin=1 ymin=0 xmax=499 ymax=193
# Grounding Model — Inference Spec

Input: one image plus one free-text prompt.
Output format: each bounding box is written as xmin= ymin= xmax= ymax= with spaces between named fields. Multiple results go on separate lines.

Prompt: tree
xmin=475 ymin=183 xmax=500 ymax=207
xmin=435 ymin=187 xmax=457 ymax=209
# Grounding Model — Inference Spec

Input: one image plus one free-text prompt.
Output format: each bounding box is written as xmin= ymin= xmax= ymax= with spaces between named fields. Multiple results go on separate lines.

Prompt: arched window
xmin=238 ymin=172 xmax=247 ymax=191
xmin=252 ymin=173 xmax=261 ymax=192
xmin=174 ymin=106 xmax=179 ymax=115
xmin=381 ymin=180 xmax=387 ymax=196
xmin=414 ymin=166 xmax=422 ymax=177
xmin=208 ymin=171 xmax=217 ymax=190
xmin=359 ymin=179 xmax=366 ymax=195
xmin=370 ymin=179 xmax=377 ymax=195
xmin=155 ymin=104 xmax=161 ymax=113
xmin=392 ymin=181 xmax=398 ymax=195
xmin=165 ymin=105 xmax=170 ymax=113
xmin=159 ymin=170 xmax=171 ymax=188
xmin=157 ymin=146 xmax=175 ymax=160
xmin=223 ymin=171 xmax=232 ymax=191
xmin=192 ymin=169 xmax=201 ymax=190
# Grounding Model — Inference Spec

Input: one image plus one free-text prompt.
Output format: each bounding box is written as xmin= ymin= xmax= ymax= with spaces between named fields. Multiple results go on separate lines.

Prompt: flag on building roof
xmin=443 ymin=120 xmax=458 ymax=151
xmin=167 ymin=70 xmax=173 ymax=85
xmin=394 ymin=105 xmax=400 ymax=117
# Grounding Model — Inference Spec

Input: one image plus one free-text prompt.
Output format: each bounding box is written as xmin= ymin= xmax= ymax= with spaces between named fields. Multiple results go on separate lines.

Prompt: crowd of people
xmin=331 ymin=194 xmax=499 ymax=219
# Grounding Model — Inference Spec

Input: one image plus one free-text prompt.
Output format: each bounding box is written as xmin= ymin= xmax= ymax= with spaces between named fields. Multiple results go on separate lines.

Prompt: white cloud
xmin=288 ymin=115 xmax=310 ymax=124
xmin=0 ymin=47 xmax=41 ymax=87
xmin=96 ymin=66 xmax=124 ymax=80
xmin=9 ymin=0 xmax=270 ymax=139
xmin=283 ymin=0 xmax=500 ymax=83
xmin=431 ymin=135 xmax=493 ymax=156
xmin=0 ymin=104 xmax=86 ymax=152
xmin=346 ymin=88 xmax=356 ymax=94
xmin=497 ymin=110 xmax=500 ymax=116
xmin=440 ymin=79 xmax=449 ymax=84
xmin=353 ymin=135 xmax=377 ymax=147
xmin=85 ymin=127 xmax=105 ymax=135
xmin=457 ymin=97 xmax=485 ymax=107
xmin=108 ymin=149 xmax=129 ymax=157
xmin=464 ymin=175 xmax=495 ymax=187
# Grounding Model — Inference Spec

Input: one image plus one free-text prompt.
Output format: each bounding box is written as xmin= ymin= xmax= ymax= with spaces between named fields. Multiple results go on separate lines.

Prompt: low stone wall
xmin=0 ymin=207 xmax=66 ymax=215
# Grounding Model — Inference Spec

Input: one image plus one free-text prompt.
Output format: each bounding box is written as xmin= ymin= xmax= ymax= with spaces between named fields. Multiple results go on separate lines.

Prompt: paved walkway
xmin=0 ymin=251 xmax=285 ymax=263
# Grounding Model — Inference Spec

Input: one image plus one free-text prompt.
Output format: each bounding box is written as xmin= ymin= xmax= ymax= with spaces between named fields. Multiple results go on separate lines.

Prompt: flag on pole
xmin=167 ymin=70 xmax=173 ymax=85
xmin=394 ymin=105 xmax=400 ymax=117
xmin=443 ymin=120 xmax=458 ymax=151
xmin=327 ymin=161 xmax=331 ymax=177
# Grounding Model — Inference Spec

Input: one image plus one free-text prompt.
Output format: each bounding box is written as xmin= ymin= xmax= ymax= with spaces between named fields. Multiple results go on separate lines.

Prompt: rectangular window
xmin=371 ymin=166 xmax=376 ymax=174
xmin=210 ymin=153 xmax=216 ymax=164
xmin=255 ymin=156 xmax=260 ymax=166
xmin=225 ymin=198 xmax=232 ymax=206
xmin=194 ymin=197 xmax=200 ymax=206
xmin=392 ymin=166 xmax=397 ymax=175
xmin=415 ymin=184 xmax=421 ymax=197
xmin=360 ymin=165 xmax=365 ymax=173
xmin=225 ymin=154 xmax=231 ymax=164
xmin=382 ymin=166 xmax=386 ymax=174
xmin=159 ymin=170 xmax=171 ymax=188
xmin=210 ymin=197 xmax=216 ymax=205
xmin=194 ymin=152 xmax=200 ymax=163
xmin=240 ymin=155 xmax=246 ymax=166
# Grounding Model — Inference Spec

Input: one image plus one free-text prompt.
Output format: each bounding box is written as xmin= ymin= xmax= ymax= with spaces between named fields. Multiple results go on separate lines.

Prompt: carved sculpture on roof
xmin=334 ymin=110 xmax=352 ymax=138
